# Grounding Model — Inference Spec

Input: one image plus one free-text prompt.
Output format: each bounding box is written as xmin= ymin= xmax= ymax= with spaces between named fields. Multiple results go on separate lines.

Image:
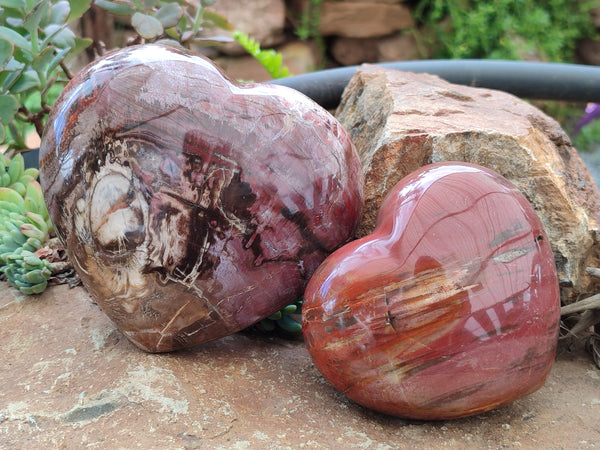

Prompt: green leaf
xmin=0 ymin=0 xmax=26 ymax=7
xmin=49 ymin=0 xmax=70 ymax=24
xmin=0 ymin=125 xmax=5 ymax=143
xmin=0 ymin=26 xmax=32 ymax=52
xmin=41 ymin=22 xmax=61 ymax=47
xmin=23 ymin=0 xmax=51 ymax=33
xmin=1 ymin=69 xmax=23 ymax=92
xmin=43 ymin=23 xmax=75 ymax=48
xmin=0 ymin=94 xmax=18 ymax=125
xmin=203 ymin=9 xmax=234 ymax=31
xmin=276 ymin=314 xmax=302 ymax=333
xmin=0 ymin=38 xmax=14 ymax=69
xmin=66 ymin=0 xmax=90 ymax=21
xmin=13 ymin=46 xmax=33 ymax=64
xmin=131 ymin=12 xmax=163 ymax=39
xmin=62 ymin=36 xmax=91 ymax=64
xmin=0 ymin=186 xmax=25 ymax=207
xmin=1 ymin=60 xmax=25 ymax=91
xmin=4 ymin=57 xmax=24 ymax=72
xmin=5 ymin=17 xmax=24 ymax=29
xmin=10 ymin=69 xmax=40 ymax=93
xmin=94 ymin=0 xmax=135 ymax=16
xmin=190 ymin=35 xmax=234 ymax=46
xmin=154 ymin=3 xmax=182 ymax=29
xmin=31 ymin=44 xmax=54 ymax=74
xmin=46 ymin=45 xmax=68 ymax=71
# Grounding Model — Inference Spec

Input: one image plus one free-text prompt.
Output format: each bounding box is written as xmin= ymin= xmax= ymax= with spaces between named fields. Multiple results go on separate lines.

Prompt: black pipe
xmin=268 ymin=60 xmax=600 ymax=110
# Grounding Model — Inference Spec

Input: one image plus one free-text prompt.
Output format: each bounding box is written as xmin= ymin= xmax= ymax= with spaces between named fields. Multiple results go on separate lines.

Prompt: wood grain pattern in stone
xmin=40 ymin=43 xmax=363 ymax=352
xmin=303 ymin=162 xmax=560 ymax=420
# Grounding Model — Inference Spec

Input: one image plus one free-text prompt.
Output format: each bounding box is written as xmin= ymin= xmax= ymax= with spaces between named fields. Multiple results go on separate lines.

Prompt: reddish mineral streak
xmin=302 ymin=162 xmax=560 ymax=420
xmin=40 ymin=44 xmax=363 ymax=352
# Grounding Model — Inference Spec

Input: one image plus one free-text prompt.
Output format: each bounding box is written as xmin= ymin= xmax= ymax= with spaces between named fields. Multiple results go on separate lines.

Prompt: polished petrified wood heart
xmin=40 ymin=44 xmax=363 ymax=352
xmin=302 ymin=162 xmax=559 ymax=420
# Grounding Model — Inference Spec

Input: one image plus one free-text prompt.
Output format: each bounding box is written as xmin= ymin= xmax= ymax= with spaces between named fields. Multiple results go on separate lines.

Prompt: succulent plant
xmin=0 ymin=152 xmax=53 ymax=293
xmin=0 ymin=192 xmax=52 ymax=293
xmin=258 ymin=298 xmax=303 ymax=333
xmin=1 ymin=153 xmax=39 ymax=194
xmin=1 ymin=247 xmax=52 ymax=294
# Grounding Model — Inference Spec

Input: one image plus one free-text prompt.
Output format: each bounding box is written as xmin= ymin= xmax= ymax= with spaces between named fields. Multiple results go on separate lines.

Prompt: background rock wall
xmin=199 ymin=0 xmax=599 ymax=80
xmin=82 ymin=1 xmax=600 ymax=80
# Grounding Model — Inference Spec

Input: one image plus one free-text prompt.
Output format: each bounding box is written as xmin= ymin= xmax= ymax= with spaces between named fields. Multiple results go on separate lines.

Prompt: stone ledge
xmin=1 ymin=283 xmax=599 ymax=447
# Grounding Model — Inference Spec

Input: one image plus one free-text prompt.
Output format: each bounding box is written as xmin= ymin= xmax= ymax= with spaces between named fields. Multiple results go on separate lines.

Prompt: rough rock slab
xmin=206 ymin=0 xmax=286 ymax=55
xmin=1 ymin=283 xmax=600 ymax=448
xmin=331 ymin=33 xmax=420 ymax=66
xmin=319 ymin=1 xmax=414 ymax=38
xmin=336 ymin=65 xmax=600 ymax=302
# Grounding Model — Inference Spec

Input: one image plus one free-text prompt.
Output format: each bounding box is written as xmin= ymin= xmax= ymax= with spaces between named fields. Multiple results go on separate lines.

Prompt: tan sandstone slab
xmin=1 ymin=283 xmax=599 ymax=448
xmin=204 ymin=0 xmax=286 ymax=55
xmin=319 ymin=1 xmax=414 ymax=38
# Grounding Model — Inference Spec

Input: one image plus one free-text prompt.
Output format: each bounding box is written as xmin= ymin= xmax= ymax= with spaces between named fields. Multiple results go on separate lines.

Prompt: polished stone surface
xmin=303 ymin=162 xmax=560 ymax=420
xmin=40 ymin=44 xmax=363 ymax=352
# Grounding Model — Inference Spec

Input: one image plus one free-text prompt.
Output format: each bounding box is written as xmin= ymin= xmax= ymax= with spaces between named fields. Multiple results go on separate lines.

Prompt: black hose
xmin=268 ymin=60 xmax=600 ymax=109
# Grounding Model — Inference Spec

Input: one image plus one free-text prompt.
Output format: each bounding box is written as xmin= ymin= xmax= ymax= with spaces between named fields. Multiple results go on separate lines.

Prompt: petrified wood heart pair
xmin=40 ymin=44 xmax=559 ymax=420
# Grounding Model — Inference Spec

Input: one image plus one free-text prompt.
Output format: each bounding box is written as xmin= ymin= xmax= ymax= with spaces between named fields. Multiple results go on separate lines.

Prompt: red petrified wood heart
xmin=40 ymin=44 xmax=363 ymax=352
xmin=303 ymin=162 xmax=560 ymax=420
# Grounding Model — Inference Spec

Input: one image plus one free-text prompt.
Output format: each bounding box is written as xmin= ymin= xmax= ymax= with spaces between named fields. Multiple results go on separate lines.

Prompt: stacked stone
xmin=208 ymin=0 xmax=418 ymax=81
xmin=98 ymin=1 xmax=600 ymax=78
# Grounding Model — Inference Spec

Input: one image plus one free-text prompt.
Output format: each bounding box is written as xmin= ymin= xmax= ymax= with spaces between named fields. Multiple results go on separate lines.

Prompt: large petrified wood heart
xmin=40 ymin=44 xmax=363 ymax=352
xmin=302 ymin=162 xmax=559 ymax=419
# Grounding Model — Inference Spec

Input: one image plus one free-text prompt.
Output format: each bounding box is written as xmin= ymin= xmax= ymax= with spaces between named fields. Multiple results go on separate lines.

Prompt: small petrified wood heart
xmin=40 ymin=44 xmax=363 ymax=352
xmin=303 ymin=162 xmax=559 ymax=419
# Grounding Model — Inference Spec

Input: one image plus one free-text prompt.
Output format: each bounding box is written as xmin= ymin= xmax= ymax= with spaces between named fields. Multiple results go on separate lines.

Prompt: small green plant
xmin=258 ymin=298 xmax=302 ymax=334
xmin=0 ymin=0 xmax=94 ymax=151
xmin=233 ymin=30 xmax=289 ymax=79
xmin=414 ymin=0 xmax=596 ymax=62
xmin=1 ymin=247 xmax=52 ymax=294
xmin=0 ymin=153 xmax=54 ymax=294
xmin=94 ymin=0 xmax=233 ymax=46
xmin=295 ymin=0 xmax=323 ymax=41
xmin=294 ymin=0 xmax=325 ymax=69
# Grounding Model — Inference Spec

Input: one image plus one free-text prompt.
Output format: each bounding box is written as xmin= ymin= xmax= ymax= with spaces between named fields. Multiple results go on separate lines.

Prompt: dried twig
xmin=559 ymin=267 xmax=600 ymax=368
xmin=561 ymin=309 xmax=600 ymax=338
xmin=586 ymin=330 xmax=600 ymax=369
xmin=560 ymin=293 xmax=600 ymax=315
xmin=586 ymin=267 xmax=600 ymax=278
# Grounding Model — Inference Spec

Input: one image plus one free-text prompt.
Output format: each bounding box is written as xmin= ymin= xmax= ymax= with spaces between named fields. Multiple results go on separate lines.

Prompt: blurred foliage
xmin=0 ymin=0 xmax=93 ymax=150
xmin=233 ymin=30 xmax=289 ymax=79
xmin=294 ymin=0 xmax=325 ymax=67
xmin=414 ymin=0 xmax=598 ymax=62
xmin=94 ymin=0 xmax=233 ymax=45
